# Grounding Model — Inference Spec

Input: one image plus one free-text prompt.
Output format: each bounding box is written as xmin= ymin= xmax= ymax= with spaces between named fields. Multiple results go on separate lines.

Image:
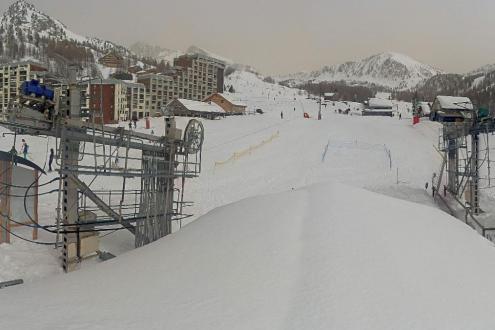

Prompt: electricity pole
xmin=318 ymin=83 xmax=322 ymax=120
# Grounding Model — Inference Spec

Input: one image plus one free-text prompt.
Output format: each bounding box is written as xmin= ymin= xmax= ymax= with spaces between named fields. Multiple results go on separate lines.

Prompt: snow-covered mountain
xmin=0 ymin=0 xmax=134 ymax=60
xmin=416 ymin=69 xmax=495 ymax=106
xmin=129 ymin=43 xmax=235 ymax=67
xmin=468 ymin=63 xmax=495 ymax=76
xmin=1 ymin=0 xmax=84 ymax=43
xmin=129 ymin=42 xmax=184 ymax=65
xmin=225 ymin=69 xmax=302 ymax=101
xmin=279 ymin=52 xmax=443 ymax=91
xmin=186 ymin=45 xmax=233 ymax=65
xmin=0 ymin=1 xmax=241 ymax=81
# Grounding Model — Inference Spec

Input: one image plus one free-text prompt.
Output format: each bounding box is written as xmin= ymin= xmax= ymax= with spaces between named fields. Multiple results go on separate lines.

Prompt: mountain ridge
xmin=278 ymin=52 xmax=443 ymax=91
xmin=1 ymin=0 xmax=495 ymax=97
xmin=0 ymin=0 xmax=134 ymax=58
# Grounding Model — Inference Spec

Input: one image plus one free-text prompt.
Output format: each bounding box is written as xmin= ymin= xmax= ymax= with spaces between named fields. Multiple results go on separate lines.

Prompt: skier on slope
xmin=280 ymin=111 xmax=284 ymax=119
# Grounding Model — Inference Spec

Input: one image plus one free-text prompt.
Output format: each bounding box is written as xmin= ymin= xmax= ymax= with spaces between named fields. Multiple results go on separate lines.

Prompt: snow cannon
xmin=17 ymin=80 xmax=56 ymax=119
xmin=21 ymin=79 xmax=54 ymax=101
xmin=41 ymin=85 xmax=55 ymax=101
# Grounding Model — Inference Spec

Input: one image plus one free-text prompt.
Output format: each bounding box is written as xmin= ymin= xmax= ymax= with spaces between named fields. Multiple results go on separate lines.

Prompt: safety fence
xmin=321 ymin=139 xmax=392 ymax=170
xmin=214 ymin=131 xmax=280 ymax=168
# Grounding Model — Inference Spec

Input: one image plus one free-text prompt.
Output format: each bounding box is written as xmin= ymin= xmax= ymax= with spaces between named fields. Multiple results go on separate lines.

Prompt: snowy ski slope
xmin=5 ymin=70 xmax=495 ymax=328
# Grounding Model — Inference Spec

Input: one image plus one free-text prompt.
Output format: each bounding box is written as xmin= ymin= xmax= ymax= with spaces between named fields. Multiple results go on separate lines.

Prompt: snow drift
xmin=2 ymin=182 xmax=495 ymax=329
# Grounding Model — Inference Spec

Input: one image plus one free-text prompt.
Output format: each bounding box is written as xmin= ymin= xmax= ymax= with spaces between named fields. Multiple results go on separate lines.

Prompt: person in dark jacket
xmin=20 ymin=139 xmax=28 ymax=159
xmin=48 ymin=148 xmax=54 ymax=172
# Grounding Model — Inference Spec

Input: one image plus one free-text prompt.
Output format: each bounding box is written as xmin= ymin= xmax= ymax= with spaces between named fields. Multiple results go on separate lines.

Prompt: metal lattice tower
xmin=0 ymin=67 xmax=204 ymax=272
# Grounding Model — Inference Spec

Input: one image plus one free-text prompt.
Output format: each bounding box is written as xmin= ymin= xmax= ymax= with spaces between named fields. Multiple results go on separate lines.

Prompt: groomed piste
xmin=3 ymin=182 xmax=495 ymax=329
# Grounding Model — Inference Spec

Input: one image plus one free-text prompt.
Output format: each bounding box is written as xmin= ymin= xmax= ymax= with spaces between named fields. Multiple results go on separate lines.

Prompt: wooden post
xmin=6 ymin=163 xmax=11 ymax=244
xmin=0 ymin=160 xmax=5 ymax=244
xmin=0 ymin=161 xmax=12 ymax=244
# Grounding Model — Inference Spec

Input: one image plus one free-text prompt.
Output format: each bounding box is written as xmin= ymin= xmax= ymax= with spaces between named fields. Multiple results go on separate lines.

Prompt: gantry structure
xmin=0 ymin=66 xmax=204 ymax=271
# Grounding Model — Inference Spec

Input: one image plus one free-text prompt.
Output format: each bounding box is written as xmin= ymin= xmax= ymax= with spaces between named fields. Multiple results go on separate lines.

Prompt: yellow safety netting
xmin=214 ymin=131 xmax=280 ymax=168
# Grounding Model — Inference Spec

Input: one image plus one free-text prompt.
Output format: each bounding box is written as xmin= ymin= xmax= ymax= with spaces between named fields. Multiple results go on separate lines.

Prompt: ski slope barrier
xmin=214 ymin=131 xmax=280 ymax=168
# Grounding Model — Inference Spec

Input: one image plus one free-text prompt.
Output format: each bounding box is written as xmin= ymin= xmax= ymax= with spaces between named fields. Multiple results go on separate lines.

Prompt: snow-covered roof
xmin=368 ymin=98 xmax=393 ymax=109
xmin=435 ymin=96 xmax=473 ymax=110
xmin=375 ymin=92 xmax=391 ymax=100
xmin=324 ymin=92 xmax=335 ymax=97
xmin=216 ymin=93 xmax=247 ymax=107
xmin=176 ymin=99 xmax=225 ymax=113
xmin=419 ymin=102 xmax=431 ymax=112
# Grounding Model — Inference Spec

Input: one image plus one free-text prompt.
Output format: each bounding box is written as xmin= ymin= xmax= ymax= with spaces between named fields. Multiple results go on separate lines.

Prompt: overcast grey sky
xmin=2 ymin=0 xmax=495 ymax=75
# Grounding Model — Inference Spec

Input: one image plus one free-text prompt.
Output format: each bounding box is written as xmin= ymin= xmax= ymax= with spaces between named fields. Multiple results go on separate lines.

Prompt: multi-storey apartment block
xmin=173 ymin=53 xmax=225 ymax=100
xmin=89 ymin=79 xmax=128 ymax=124
xmin=138 ymin=54 xmax=225 ymax=116
xmin=0 ymin=62 xmax=47 ymax=112
xmin=137 ymin=73 xmax=174 ymax=116
xmin=1 ymin=54 xmax=226 ymax=122
xmin=124 ymin=82 xmax=148 ymax=120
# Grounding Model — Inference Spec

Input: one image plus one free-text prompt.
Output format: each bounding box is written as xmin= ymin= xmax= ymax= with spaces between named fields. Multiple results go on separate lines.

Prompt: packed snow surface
xmin=4 ymin=183 xmax=495 ymax=329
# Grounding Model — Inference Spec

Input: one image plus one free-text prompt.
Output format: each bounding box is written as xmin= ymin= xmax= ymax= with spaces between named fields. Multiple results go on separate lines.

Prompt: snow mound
xmin=3 ymin=182 xmax=495 ymax=329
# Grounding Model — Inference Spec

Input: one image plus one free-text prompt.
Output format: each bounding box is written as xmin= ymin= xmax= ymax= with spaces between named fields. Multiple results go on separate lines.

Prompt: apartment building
xmin=0 ymin=54 xmax=226 ymax=122
xmin=0 ymin=62 xmax=47 ymax=111
xmin=124 ymin=81 xmax=148 ymax=120
xmin=173 ymin=53 xmax=226 ymax=100
xmin=138 ymin=54 xmax=226 ymax=116
xmin=137 ymin=73 xmax=174 ymax=116
xmin=89 ymin=79 xmax=128 ymax=124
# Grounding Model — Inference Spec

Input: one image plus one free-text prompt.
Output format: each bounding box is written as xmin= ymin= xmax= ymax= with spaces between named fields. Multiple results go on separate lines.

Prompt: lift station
xmin=0 ymin=66 xmax=204 ymax=272
xmin=432 ymin=96 xmax=495 ymax=241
